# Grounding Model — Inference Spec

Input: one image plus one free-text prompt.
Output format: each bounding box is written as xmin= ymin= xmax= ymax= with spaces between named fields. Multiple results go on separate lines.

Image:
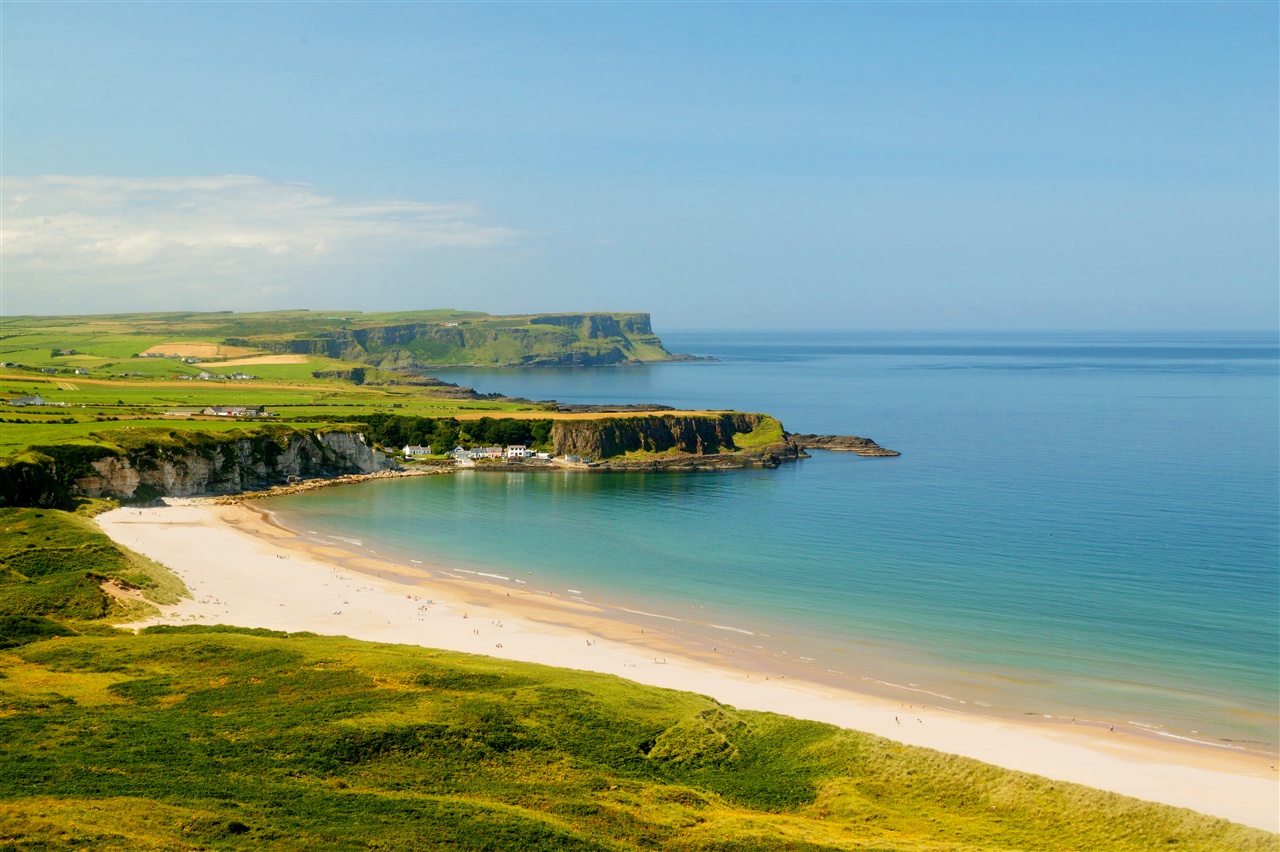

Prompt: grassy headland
xmin=0 ymin=308 xmax=680 ymax=374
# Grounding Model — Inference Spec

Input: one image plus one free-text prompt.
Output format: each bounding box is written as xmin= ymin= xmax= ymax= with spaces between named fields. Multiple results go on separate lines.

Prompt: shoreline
xmin=97 ymin=499 xmax=1279 ymax=833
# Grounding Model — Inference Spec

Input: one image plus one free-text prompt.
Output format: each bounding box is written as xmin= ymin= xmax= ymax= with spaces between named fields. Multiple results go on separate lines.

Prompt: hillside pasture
xmin=0 ymin=626 xmax=1271 ymax=852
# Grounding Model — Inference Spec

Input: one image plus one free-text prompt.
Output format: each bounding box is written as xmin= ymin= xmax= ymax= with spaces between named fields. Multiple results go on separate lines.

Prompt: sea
xmin=265 ymin=331 xmax=1280 ymax=753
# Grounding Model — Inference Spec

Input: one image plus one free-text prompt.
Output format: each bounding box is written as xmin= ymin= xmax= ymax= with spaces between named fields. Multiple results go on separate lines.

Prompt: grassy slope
xmin=1 ymin=629 xmax=1271 ymax=852
xmin=0 ymin=507 xmax=184 ymax=633
xmin=732 ymin=415 xmax=785 ymax=449
xmin=0 ymin=508 xmax=1274 ymax=851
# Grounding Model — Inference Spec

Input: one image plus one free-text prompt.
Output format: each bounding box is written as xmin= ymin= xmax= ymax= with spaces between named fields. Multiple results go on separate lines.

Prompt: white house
xmin=7 ymin=395 xmax=46 ymax=406
xmin=74 ymin=368 xmax=89 ymax=375
xmin=403 ymin=444 xmax=433 ymax=457
xmin=505 ymin=444 xmax=531 ymax=459
xmin=202 ymin=405 xmax=267 ymax=417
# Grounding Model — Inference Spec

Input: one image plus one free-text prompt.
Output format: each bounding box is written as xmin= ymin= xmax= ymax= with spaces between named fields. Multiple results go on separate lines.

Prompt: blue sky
xmin=3 ymin=2 xmax=1276 ymax=329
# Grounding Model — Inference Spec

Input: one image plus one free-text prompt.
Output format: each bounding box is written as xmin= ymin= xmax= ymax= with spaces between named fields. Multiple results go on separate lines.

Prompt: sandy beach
xmin=97 ymin=500 xmax=1279 ymax=833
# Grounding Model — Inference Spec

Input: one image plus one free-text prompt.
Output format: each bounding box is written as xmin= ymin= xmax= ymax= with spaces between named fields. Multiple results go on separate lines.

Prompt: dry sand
xmin=97 ymin=501 xmax=1280 ymax=833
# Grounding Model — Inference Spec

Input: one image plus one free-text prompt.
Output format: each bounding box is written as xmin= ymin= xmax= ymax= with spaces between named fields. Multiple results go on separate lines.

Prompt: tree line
xmin=329 ymin=414 xmax=554 ymax=453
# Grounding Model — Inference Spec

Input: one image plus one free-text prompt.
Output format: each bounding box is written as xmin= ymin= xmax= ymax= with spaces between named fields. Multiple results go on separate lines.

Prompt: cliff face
xmin=0 ymin=456 xmax=69 ymax=509
xmin=550 ymin=414 xmax=800 ymax=466
xmin=228 ymin=312 xmax=674 ymax=368
xmin=60 ymin=430 xmax=395 ymax=502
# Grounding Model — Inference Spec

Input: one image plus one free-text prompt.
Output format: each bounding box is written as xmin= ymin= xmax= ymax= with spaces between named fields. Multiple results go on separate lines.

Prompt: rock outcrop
xmin=786 ymin=434 xmax=900 ymax=457
xmin=71 ymin=430 xmax=395 ymax=500
xmin=551 ymin=414 xmax=801 ymax=467
xmin=0 ymin=427 xmax=397 ymax=507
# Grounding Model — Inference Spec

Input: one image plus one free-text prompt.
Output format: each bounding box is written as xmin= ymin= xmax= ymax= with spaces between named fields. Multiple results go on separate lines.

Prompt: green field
xmin=0 ymin=309 xmax=713 ymax=463
xmin=0 ymin=372 xmax=546 ymax=459
xmin=0 ymin=508 xmax=1272 ymax=852
xmin=0 ymin=308 xmax=677 ymax=374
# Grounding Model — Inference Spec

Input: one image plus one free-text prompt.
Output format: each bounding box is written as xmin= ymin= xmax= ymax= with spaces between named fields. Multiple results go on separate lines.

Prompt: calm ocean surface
xmin=267 ymin=331 xmax=1279 ymax=750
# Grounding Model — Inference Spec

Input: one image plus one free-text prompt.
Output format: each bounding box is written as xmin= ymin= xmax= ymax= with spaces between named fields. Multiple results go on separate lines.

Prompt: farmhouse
xmin=7 ymin=395 xmax=47 ymax=406
xmin=202 ymin=405 xmax=269 ymax=417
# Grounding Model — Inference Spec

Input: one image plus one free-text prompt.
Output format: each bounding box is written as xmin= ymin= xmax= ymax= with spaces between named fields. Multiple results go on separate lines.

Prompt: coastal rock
xmin=71 ymin=429 xmax=397 ymax=500
xmin=787 ymin=434 xmax=900 ymax=457
xmin=552 ymin=414 xmax=803 ymax=467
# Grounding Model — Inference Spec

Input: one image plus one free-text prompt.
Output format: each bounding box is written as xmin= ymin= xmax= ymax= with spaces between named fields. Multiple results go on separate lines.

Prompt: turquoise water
xmin=267 ymin=331 xmax=1279 ymax=750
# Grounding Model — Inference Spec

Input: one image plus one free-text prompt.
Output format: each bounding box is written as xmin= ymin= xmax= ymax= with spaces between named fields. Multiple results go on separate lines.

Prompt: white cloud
xmin=1 ymin=175 xmax=518 ymax=313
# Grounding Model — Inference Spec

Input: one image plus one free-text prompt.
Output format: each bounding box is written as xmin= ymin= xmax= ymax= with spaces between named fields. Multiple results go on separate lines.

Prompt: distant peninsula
xmin=0 ymin=308 xmax=698 ymax=374
xmin=0 ymin=308 xmax=896 ymax=508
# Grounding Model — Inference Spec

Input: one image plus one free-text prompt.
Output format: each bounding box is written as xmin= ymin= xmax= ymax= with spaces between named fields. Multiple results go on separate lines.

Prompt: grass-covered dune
xmin=0 ymin=506 xmax=1275 ymax=851
xmin=2 ymin=628 xmax=1272 ymax=852
xmin=0 ymin=505 xmax=181 ymax=632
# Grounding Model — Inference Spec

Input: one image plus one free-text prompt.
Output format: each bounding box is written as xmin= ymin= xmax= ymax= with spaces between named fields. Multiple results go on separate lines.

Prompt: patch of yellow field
xmin=0 ymin=655 xmax=130 ymax=707
xmin=205 ymin=354 xmax=311 ymax=367
xmin=139 ymin=342 xmax=260 ymax=358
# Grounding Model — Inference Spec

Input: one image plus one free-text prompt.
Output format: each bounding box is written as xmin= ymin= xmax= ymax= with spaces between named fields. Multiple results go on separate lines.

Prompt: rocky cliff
xmin=76 ymin=430 xmax=394 ymax=500
xmin=0 ymin=428 xmax=396 ymax=507
xmin=227 ymin=312 xmax=676 ymax=368
xmin=551 ymin=414 xmax=802 ymax=467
